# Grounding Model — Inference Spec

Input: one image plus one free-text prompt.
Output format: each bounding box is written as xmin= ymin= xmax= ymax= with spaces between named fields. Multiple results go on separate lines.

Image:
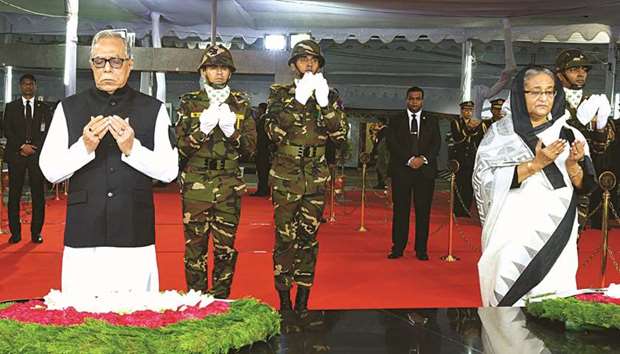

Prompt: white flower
xmin=42 ymin=290 xmax=216 ymax=314
xmin=605 ymin=283 xmax=620 ymax=299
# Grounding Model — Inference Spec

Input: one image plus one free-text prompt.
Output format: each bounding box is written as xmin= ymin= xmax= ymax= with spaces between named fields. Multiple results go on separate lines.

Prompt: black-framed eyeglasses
xmin=524 ymin=90 xmax=557 ymax=100
xmin=91 ymin=57 xmax=129 ymax=69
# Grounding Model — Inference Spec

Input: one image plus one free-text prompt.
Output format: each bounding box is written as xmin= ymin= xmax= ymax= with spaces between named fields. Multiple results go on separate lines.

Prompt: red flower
xmin=575 ymin=293 xmax=620 ymax=305
xmin=0 ymin=300 xmax=230 ymax=328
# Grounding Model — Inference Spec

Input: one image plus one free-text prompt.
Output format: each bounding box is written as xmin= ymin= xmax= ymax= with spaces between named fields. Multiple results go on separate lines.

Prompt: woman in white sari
xmin=473 ymin=66 xmax=596 ymax=307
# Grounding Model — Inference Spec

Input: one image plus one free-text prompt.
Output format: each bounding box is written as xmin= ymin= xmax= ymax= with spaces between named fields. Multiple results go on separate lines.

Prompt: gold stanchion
xmin=599 ymin=171 xmax=616 ymax=287
xmin=384 ymin=184 xmax=391 ymax=224
xmin=358 ymin=152 xmax=370 ymax=232
xmin=63 ymin=180 xmax=68 ymax=196
xmin=55 ymin=183 xmax=60 ymax=200
xmin=328 ymin=165 xmax=336 ymax=223
xmin=0 ymin=166 xmax=5 ymax=234
xmin=442 ymin=160 xmax=460 ymax=262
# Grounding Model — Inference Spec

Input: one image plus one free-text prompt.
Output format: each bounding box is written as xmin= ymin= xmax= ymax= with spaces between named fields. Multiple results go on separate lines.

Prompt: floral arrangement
xmin=0 ymin=290 xmax=280 ymax=353
xmin=526 ymin=284 xmax=620 ymax=331
xmin=43 ymin=289 xmax=217 ymax=314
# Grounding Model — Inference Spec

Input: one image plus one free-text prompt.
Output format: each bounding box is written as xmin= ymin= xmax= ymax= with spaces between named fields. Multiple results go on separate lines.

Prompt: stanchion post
xmin=0 ymin=167 xmax=4 ymax=234
xmin=328 ymin=165 xmax=336 ymax=223
xmin=358 ymin=152 xmax=370 ymax=232
xmin=64 ymin=180 xmax=68 ymax=196
xmin=55 ymin=183 xmax=60 ymax=200
xmin=442 ymin=160 xmax=460 ymax=262
xmin=599 ymin=171 xmax=616 ymax=287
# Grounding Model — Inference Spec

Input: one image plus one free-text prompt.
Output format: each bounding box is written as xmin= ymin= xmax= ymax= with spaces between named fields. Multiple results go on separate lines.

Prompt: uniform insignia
xmin=208 ymin=46 xmax=219 ymax=56
xmin=191 ymin=112 xmax=201 ymax=118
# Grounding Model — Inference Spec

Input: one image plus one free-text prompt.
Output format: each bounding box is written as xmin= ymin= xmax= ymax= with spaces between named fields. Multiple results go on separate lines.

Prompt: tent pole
xmin=211 ymin=0 xmax=218 ymax=45
xmin=459 ymin=39 xmax=473 ymax=102
xmin=605 ymin=34 xmax=616 ymax=109
xmin=151 ymin=12 xmax=166 ymax=103
xmin=139 ymin=37 xmax=154 ymax=96
xmin=64 ymin=0 xmax=79 ymax=97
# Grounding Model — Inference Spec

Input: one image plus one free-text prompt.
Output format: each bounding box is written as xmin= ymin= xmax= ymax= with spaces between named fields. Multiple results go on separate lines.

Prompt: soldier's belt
xmin=279 ymin=144 xmax=325 ymax=158
xmin=188 ymin=159 xmax=239 ymax=171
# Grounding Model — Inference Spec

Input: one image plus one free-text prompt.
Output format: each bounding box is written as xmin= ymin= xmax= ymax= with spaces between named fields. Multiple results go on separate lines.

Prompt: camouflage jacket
xmin=176 ymin=89 xmax=257 ymax=202
xmin=565 ymin=92 xmax=615 ymax=156
xmin=265 ymin=83 xmax=348 ymax=195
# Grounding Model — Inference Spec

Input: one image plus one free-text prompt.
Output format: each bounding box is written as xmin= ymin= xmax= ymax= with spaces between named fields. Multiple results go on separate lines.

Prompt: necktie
xmin=410 ymin=114 xmax=419 ymax=156
xmin=25 ymin=100 xmax=33 ymax=144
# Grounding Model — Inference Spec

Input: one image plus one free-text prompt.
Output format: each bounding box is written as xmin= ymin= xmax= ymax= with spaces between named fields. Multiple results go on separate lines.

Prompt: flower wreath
xmin=0 ymin=290 xmax=280 ymax=353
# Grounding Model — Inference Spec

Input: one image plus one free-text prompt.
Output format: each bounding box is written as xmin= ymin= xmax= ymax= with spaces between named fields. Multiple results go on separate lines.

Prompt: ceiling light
xmin=290 ymin=33 xmax=311 ymax=48
xmin=265 ymin=34 xmax=286 ymax=50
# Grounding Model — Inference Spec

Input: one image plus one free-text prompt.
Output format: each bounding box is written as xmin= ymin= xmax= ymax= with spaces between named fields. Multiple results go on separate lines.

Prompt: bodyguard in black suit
xmin=3 ymin=74 xmax=51 ymax=243
xmin=386 ymin=87 xmax=441 ymax=260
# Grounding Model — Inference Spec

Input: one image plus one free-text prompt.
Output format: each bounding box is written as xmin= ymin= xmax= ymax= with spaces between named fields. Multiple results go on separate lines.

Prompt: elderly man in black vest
xmin=39 ymin=30 xmax=178 ymax=294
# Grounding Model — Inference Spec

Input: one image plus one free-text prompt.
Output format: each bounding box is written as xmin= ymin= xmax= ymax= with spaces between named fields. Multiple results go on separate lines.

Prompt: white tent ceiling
xmin=0 ymin=0 xmax=619 ymax=43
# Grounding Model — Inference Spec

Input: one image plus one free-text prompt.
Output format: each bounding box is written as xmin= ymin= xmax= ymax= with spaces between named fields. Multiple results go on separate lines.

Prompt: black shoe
xmin=8 ymin=234 xmax=21 ymax=244
xmin=279 ymin=289 xmax=301 ymax=333
xmin=298 ymin=309 xmax=325 ymax=330
xmin=251 ymin=192 xmax=268 ymax=197
xmin=416 ymin=253 xmax=429 ymax=261
xmin=320 ymin=217 xmax=327 ymax=223
xmin=387 ymin=252 xmax=403 ymax=259
xmin=31 ymin=234 xmax=43 ymax=244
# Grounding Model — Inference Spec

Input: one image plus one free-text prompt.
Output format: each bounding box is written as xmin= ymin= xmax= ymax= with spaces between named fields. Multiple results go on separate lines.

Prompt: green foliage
xmin=0 ymin=298 xmax=280 ymax=354
xmin=526 ymin=319 xmax=620 ymax=354
xmin=526 ymin=297 xmax=620 ymax=331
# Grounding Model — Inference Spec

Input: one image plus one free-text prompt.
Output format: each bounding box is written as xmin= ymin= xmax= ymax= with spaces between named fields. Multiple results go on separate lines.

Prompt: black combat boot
xmin=295 ymin=287 xmax=324 ymax=330
xmin=294 ymin=286 xmax=310 ymax=313
xmin=278 ymin=289 xmax=300 ymax=333
xmin=278 ymin=289 xmax=293 ymax=313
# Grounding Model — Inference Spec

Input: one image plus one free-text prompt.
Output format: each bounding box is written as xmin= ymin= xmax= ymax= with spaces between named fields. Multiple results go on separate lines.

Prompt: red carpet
xmin=0 ymin=188 xmax=618 ymax=309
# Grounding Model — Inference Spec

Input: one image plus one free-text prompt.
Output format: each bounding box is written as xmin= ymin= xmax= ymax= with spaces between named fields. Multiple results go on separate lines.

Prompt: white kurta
xmin=39 ymin=102 xmax=179 ymax=295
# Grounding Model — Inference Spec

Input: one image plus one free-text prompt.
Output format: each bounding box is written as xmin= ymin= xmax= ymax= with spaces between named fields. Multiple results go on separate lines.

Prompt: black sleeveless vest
xmin=61 ymin=85 xmax=161 ymax=247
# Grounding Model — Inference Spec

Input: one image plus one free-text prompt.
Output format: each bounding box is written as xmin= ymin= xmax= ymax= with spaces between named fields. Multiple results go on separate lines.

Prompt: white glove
xmin=199 ymin=105 xmax=219 ymax=135
xmin=596 ymin=94 xmax=611 ymax=129
xmin=576 ymin=94 xmax=601 ymax=126
xmin=294 ymin=72 xmax=315 ymax=105
xmin=314 ymin=72 xmax=330 ymax=107
xmin=217 ymin=103 xmax=237 ymax=137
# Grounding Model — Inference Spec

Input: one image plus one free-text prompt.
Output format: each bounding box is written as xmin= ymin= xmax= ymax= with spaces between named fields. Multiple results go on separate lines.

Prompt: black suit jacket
xmin=2 ymin=98 xmax=52 ymax=163
xmin=386 ymin=110 xmax=441 ymax=180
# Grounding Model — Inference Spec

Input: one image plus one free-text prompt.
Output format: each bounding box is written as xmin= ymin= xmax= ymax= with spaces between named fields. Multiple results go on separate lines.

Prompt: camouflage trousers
xmin=182 ymin=195 xmax=241 ymax=298
xmin=272 ymin=190 xmax=325 ymax=290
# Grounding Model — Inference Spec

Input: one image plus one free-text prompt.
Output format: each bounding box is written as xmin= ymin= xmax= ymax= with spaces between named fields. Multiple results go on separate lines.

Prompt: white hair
xmin=90 ymin=30 xmax=132 ymax=58
xmin=523 ymin=67 xmax=555 ymax=83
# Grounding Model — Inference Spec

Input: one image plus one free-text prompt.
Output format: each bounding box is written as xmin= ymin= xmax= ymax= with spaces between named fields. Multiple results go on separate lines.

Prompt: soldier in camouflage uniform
xmin=555 ymin=49 xmax=615 ymax=229
xmin=176 ymin=44 xmax=256 ymax=298
xmin=449 ymin=101 xmax=489 ymax=217
xmin=265 ymin=39 xmax=348 ymax=320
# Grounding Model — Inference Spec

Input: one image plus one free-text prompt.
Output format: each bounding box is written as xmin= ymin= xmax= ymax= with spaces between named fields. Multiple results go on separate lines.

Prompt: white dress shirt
xmin=39 ymin=103 xmax=179 ymax=184
xmin=406 ymin=109 xmax=427 ymax=166
xmin=407 ymin=108 xmax=421 ymax=133
xmin=22 ymin=96 xmax=35 ymax=117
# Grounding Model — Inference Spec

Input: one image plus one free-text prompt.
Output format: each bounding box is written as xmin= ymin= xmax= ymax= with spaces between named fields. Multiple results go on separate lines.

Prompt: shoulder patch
xmin=179 ymin=90 xmax=202 ymax=102
xmin=230 ymin=90 xmax=249 ymax=103
xmin=270 ymin=84 xmax=293 ymax=93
